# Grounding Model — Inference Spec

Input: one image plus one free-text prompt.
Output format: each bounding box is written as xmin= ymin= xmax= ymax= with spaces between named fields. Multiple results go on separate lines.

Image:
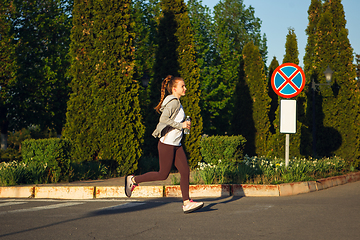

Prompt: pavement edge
xmin=1 ymin=171 xmax=359 ymax=199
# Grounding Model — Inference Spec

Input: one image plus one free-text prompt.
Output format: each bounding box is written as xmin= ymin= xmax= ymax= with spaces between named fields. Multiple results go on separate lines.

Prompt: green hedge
xmin=200 ymin=135 xmax=247 ymax=166
xmin=21 ymin=138 xmax=71 ymax=183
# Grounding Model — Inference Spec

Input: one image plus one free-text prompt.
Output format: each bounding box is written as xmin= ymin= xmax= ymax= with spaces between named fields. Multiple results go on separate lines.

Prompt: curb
xmin=96 ymin=186 xmax=163 ymax=198
xmin=233 ymin=184 xmax=280 ymax=197
xmin=1 ymin=171 xmax=359 ymax=199
xmin=165 ymin=185 xmax=231 ymax=198
xmin=35 ymin=186 xmax=95 ymax=199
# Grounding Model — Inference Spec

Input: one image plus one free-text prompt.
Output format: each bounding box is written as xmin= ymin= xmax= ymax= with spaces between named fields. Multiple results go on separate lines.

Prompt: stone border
xmin=1 ymin=172 xmax=359 ymax=199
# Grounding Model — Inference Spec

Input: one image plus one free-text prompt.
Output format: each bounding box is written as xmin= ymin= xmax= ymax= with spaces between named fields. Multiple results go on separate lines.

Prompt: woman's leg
xmin=173 ymin=146 xmax=190 ymax=201
xmin=134 ymin=141 xmax=174 ymax=184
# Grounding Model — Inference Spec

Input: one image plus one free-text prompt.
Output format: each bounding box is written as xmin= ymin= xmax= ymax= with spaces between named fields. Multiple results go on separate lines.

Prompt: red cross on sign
xmin=271 ymin=63 xmax=306 ymax=98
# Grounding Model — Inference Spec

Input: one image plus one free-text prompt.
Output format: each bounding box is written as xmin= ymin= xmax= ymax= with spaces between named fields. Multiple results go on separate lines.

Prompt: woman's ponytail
xmin=154 ymin=75 xmax=172 ymax=113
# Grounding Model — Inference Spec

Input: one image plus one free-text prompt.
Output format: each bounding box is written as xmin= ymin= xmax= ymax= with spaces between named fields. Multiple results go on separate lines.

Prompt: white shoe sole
xmin=183 ymin=202 xmax=204 ymax=214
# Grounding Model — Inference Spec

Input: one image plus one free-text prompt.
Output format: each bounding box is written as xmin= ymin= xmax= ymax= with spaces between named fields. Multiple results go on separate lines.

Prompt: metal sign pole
xmin=285 ymin=134 xmax=289 ymax=167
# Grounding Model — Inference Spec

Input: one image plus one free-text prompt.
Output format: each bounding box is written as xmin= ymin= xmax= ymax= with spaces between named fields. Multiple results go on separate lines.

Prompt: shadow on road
xmin=0 ymin=196 xmax=243 ymax=238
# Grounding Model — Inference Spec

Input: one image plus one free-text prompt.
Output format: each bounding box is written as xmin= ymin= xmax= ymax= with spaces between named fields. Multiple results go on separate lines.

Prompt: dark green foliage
xmin=268 ymin=57 xmax=279 ymax=134
xmin=65 ymin=0 xmax=144 ymax=175
xmin=7 ymin=126 xmax=57 ymax=151
xmin=131 ymin=0 xmax=159 ymax=126
xmin=10 ymin=0 xmax=72 ymax=134
xmin=0 ymin=148 xmax=22 ymax=163
xmin=304 ymin=0 xmax=360 ymax=167
xmin=0 ymin=0 xmax=18 ymax=149
xmin=200 ymin=135 xmax=246 ymax=166
xmin=69 ymin=161 xmax=113 ymax=181
xmin=22 ymin=138 xmax=71 ymax=182
xmin=63 ymin=0 xmax=97 ymax=163
xmin=241 ymin=41 xmax=271 ymax=156
xmin=132 ymin=0 xmax=158 ymax=82
xmin=188 ymin=0 xmax=267 ymax=135
xmin=137 ymin=155 xmax=159 ymax=174
xmin=187 ymin=0 xmax=216 ymax=135
xmin=0 ymin=126 xmax=57 ymax=162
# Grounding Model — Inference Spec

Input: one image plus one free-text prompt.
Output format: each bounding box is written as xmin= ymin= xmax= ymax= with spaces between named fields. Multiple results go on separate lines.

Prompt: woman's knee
xmin=157 ymin=171 xmax=170 ymax=180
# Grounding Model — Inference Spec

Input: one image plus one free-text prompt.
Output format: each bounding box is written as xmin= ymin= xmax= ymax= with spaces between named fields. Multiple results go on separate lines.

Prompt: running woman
xmin=125 ymin=75 xmax=204 ymax=214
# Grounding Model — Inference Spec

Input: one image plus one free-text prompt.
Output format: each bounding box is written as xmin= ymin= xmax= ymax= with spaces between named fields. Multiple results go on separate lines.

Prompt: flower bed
xmin=192 ymin=155 xmax=352 ymax=185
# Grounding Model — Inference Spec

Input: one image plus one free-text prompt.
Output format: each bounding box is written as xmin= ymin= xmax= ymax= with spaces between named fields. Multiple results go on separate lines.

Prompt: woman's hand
xmin=182 ymin=120 xmax=191 ymax=130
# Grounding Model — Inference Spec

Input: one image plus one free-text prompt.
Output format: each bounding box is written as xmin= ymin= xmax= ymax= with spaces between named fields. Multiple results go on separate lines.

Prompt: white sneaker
xmin=125 ymin=175 xmax=137 ymax=198
xmin=183 ymin=200 xmax=204 ymax=214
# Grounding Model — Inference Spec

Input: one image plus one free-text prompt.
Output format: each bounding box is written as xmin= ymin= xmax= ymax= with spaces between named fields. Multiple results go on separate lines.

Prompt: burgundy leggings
xmin=134 ymin=141 xmax=190 ymax=201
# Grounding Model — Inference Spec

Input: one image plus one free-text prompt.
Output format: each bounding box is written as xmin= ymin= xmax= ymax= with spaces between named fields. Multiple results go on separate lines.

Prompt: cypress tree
xmin=242 ymin=41 xmax=271 ymax=156
xmin=304 ymin=0 xmax=323 ymax=159
xmin=311 ymin=0 xmax=360 ymax=167
xmin=143 ymin=0 xmax=180 ymax=157
xmin=65 ymin=0 xmax=144 ymax=175
xmin=143 ymin=0 xmax=203 ymax=168
xmin=64 ymin=0 xmax=96 ymax=162
xmin=175 ymin=0 xmax=203 ymax=168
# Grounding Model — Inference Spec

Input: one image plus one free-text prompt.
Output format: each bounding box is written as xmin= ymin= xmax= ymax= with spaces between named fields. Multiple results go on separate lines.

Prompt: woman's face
xmin=172 ymin=80 xmax=186 ymax=98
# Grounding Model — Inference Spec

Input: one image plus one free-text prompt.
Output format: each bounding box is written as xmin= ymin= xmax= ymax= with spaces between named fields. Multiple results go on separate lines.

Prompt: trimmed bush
xmin=200 ymin=135 xmax=246 ymax=166
xmin=21 ymin=138 xmax=71 ymax=183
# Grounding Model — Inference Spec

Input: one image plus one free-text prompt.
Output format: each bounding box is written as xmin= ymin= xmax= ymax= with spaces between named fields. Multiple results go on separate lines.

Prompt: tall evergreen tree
xmin=143 ymin=0 xmax=203 ymax=168
xmin=304 ymin=0 xmax=323 ymax=159
xmin=64 ymin=0 xmax=96 ymax=162
xmin=0 ymin=0 xmax=18 ymax=149
xmin=175 ymin=0 xmax=203 ymax=168
xmin=310 ymin=0 xmax=360 ymax=167
xmin=65 ymin=0 xmax=144 ymax=175
xmin=242 ymin=41 xmax=271 ymax=156
xmin=143 ymin=0 xmax=180 ymax=157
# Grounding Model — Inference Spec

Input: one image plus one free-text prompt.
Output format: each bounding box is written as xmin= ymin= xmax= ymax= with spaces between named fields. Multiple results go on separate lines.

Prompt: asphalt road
xmin=1 ymin=181 xmax=359 ymax=240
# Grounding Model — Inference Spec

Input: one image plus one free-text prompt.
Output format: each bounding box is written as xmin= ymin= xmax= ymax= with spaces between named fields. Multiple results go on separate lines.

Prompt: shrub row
xmin=1 ymin=135 xmax=246 ymax=186
xmin=200 ymin=135 xmax=246 ymax=166
xmin=22 ymin=138 xmax=72 ymax=183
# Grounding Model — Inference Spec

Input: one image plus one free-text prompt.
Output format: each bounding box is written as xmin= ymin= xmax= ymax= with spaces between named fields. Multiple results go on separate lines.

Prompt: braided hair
xmin=154 ymin=75 xmax=183 ymax=113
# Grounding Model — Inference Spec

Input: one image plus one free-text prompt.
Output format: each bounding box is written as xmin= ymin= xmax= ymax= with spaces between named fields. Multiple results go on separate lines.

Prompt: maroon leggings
xmin=134 ymin=141 xmax=190 ymax=201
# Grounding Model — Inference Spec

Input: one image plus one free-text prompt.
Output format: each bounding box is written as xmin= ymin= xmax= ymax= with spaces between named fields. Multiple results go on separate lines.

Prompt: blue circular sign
xmin=271 ymin=63 xmax=306 ymax=98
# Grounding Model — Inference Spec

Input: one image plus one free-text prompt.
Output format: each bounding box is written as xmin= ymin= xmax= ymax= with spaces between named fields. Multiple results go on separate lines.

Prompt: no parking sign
xmin=271 ymin=63 xmax=306 ymax=167
xmin=271 ymin=63 xmax=305 ymax=98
